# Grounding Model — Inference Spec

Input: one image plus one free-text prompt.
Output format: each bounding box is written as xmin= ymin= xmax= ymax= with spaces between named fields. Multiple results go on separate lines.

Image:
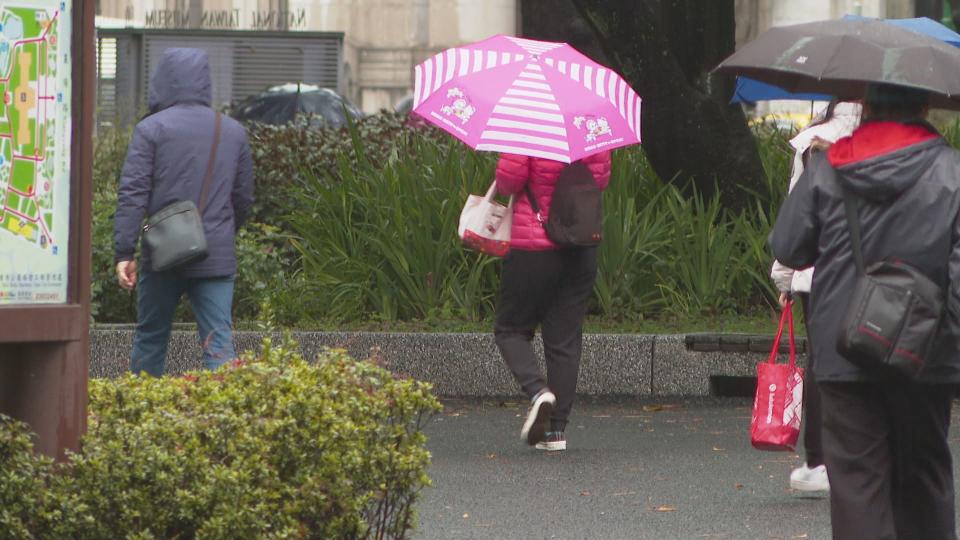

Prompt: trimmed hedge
xmin=0 ymin=338 xmax=441 ymax=539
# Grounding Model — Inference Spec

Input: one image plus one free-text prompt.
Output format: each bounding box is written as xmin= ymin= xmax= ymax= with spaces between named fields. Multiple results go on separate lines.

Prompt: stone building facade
xmin=96 ymin=0 xmax=518 ymax=113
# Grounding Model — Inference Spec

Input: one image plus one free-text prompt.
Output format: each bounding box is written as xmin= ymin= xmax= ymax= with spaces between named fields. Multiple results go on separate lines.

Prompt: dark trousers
xmin=798 ymin=293 xmax=823 ymax=467
xmin=819 ymin=381 xmax=956 ymax=540
xmin=494 ymin=247 xmax=598 ymax=432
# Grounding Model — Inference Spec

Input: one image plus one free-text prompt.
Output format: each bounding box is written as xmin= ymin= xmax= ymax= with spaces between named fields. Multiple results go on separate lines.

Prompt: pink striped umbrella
xmin=412 ymin=35 xmax=642 ymax=163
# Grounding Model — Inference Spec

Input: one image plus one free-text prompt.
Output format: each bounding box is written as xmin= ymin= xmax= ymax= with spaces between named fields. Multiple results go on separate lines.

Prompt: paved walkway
xmin=416 ymin=397 xmax=960 ymax=539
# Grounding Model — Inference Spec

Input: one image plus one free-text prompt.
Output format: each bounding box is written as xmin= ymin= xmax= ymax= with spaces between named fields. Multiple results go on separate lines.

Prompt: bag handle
xmin=524 ymin=184 xmax=544 ymax=224
xmin=485 ymin=181 xmax=515 ymax=209
xmin=197 ymin=111 xmax=222 ymax=216
xmin=767 ymin=299 xmax=797 ymax=367
xmin=483 ymin=180 xmax=498 ymax=201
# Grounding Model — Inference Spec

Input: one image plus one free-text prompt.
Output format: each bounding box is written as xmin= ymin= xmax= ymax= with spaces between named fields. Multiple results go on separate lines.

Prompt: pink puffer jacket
xmin=495 ymin=152 xmax=612 ymax=251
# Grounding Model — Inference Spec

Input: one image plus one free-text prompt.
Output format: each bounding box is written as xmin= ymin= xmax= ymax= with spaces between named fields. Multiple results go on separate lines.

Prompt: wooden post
xmin=0 ymin=0 xmax=95 ymax=461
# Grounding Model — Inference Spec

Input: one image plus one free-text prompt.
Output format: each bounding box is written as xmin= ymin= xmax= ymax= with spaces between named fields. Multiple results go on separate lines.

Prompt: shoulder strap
xmin=197 ymin=111 xmax=222 ymax=215
xmin=840 ymin=184 xmax=865 ymax=275
xmin=525 ymin=183 xmax=541 ymax=214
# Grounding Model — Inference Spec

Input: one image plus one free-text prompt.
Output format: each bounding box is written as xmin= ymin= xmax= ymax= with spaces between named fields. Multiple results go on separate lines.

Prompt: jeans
xmin=131 ymin=270 xmax=237 ymax=377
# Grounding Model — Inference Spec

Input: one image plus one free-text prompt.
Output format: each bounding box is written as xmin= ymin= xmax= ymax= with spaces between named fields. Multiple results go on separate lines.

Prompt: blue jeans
xmin=131 ymin=270 xmax=237 ymax=377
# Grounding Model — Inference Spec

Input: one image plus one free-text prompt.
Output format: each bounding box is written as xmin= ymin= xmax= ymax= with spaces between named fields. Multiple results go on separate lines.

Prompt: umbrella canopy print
xmin=412 ymin=35 xmax=642 ymax=163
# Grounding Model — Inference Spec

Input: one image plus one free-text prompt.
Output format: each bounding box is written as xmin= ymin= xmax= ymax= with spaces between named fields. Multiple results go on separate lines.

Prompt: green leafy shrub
xmin=0 ymin=340 xmax=441 ymax=539
xmin=89 ymin=113 xmax=819 ymax=326
xmin=288 ymin=122 xmax=502 ymax=323
xmin=0 ymin=416 xmax=64 ymax=539
xmin=594 ymin=150 xmax=673 ymax=319
xmin=233 ymin=222 xmax=295 ymax=320
xmin=245 ymin=112 xmax=445 ymax=228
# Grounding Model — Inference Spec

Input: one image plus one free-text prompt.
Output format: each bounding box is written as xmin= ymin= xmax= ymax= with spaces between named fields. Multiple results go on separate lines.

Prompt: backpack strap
xmin=524 ymin=184 xmax=544 ymax=224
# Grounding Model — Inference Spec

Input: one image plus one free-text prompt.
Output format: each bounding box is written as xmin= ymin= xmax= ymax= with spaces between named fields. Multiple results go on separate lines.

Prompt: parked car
xmin=231 ymin=83 xmax=364 ymax=127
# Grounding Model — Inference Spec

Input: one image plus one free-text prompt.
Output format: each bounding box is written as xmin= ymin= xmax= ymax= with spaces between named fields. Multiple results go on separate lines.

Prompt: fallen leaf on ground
xmin=653 ymin=505 xmax=676 ymax=512
xmin=580 ymin=490 xmax=591 ymax=496
xmin=643 ymin=404 xmax=678 ymax=412
xmin=485 ymin=453 xmax=497 ymax=459
xmin=735 ymin=483 xmax=744 ymax=490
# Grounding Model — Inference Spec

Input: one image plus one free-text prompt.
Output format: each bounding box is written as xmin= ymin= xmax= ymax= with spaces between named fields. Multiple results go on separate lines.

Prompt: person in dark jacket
xmin=114 ymin=48 xmax=255 ymax=377
xmin=770 ymin=83 xmax=960 ymax=540
xmin=493 ymin=151 xmax=611 ymax=452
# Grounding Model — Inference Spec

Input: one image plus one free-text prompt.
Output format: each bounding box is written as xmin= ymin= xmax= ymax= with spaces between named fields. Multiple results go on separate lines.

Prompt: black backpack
xmin=525 ymin=161 xmax=603 ymax=246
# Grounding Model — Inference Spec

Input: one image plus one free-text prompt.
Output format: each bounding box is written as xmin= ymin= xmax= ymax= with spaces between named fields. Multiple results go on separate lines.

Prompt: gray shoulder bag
xmin=142 ymin=111 xmax=222 ymax=272
xmin=836 ymin=184 xmax=944 ymax=378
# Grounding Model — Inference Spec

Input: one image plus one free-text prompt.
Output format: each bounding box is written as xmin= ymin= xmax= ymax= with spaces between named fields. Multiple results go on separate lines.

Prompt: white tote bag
xmin=458 ymin=181 xmax=513 ymax=257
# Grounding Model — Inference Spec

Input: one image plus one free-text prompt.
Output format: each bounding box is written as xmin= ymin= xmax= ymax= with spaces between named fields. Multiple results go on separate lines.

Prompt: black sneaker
xmin=520 ymin=390 xmax=556 ymax=446
xmin=535 ymin=431 xmax=566 ymax=452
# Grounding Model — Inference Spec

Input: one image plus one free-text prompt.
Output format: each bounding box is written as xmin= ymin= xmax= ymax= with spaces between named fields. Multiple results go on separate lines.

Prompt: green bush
xmin=0 ymin=417 xmax=65 ymax=539
xmin=288 ymin=124 xmax=501 ymax=323
xmin=233 ymin=222 xmax=294 ymax=320
xmin=245 ymin=112 xmax=445 ymax=227
xmin=86 ymin=112 xmax=809 ymax=325
xmin=0 ymin=340 xmax=441 ymax=539
xmin=286 ymin=128 xmax=782 ymax=323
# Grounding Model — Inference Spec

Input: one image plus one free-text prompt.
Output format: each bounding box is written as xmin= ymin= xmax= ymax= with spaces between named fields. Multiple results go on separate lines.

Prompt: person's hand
xmin=778 ymin=291 xmax=791 ymax=308
xmin=116 ymin=260 xmax=138 ymax=290
xmin=808 ymin=136 xmax=833 ymax=153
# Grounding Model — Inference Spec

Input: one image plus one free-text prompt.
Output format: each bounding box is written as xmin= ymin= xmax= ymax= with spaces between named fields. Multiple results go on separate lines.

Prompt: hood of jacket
xmin=827 ymin=121 xmax=942 ymax=203
xmin=148 ymin=48 xmax=212 ymax=113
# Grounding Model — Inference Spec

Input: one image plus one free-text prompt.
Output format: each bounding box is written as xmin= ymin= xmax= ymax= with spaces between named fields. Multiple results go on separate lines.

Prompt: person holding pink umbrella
xmin=494 ymin=151 xmax=611 ymax=451
xmin=412 ymin=35 xmax=640 ymax=450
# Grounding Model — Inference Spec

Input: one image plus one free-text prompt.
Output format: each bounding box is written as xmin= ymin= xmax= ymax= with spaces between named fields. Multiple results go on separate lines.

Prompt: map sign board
xmin=0 ymin=1 xmax=71 ymax=304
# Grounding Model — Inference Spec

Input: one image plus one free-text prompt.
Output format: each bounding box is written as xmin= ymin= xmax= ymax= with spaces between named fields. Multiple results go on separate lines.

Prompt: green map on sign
xmin=0 ymin=1 xmax=70 ymax=305
xmin=0 ymin=4 xmax=63 ymax=250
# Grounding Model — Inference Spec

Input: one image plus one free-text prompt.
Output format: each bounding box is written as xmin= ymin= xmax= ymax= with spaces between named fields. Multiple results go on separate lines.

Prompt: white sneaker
xmin=790 ymin=463 xmax=829 ymax=492
xmin=520 ymin=390 xmax=555 ymax=446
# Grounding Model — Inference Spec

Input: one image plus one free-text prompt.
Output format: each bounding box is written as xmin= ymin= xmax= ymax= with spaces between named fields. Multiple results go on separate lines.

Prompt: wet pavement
xmin=414 ymin=397 xmax=960 ymax=539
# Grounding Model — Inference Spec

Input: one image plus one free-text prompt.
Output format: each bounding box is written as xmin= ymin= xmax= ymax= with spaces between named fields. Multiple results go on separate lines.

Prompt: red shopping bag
xmin=750 ymin=300 xmax=805 ymax=451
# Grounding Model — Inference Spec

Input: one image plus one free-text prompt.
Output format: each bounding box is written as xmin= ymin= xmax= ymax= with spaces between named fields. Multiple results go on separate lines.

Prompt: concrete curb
xmin=90 ymin=328 xmax=808 ymax=397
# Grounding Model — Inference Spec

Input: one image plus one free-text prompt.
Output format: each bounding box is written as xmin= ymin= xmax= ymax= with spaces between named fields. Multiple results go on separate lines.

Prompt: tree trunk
xmin=524 ymin=0 xmax=769 ymax=210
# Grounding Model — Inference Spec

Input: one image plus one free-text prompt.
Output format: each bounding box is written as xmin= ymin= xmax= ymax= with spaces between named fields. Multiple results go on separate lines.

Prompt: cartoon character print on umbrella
xmin=412 ymin=35 xmax=642 ymax=163
xmin=573 ymin=115 xmax=613 ymax=143
xmin=440 ymin=88 xmax=476 ymax=124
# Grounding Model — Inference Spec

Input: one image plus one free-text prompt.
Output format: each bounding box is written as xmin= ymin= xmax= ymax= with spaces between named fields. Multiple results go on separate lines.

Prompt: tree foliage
xmin=523 ymin=0 xmax=769 ymax=210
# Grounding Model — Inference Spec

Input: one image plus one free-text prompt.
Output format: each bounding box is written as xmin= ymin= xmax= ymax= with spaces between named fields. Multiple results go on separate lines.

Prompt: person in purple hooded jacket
xmin=114 ymin=48 xmax=254 ymax=377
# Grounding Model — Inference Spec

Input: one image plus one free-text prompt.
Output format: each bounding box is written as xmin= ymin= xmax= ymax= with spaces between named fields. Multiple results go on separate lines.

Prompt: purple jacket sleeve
xmin=232 ymin=136 xmax=255 ymax=229
xmin=113 ymin=123 xmax=155 ymax=263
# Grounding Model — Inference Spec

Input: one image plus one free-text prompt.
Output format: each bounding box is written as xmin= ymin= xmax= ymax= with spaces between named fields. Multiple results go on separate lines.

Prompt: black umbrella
xmin=232 ymin=83 xmax=364 ymax=127
xmin=716 ymin=18 xmax=960 ymax=110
